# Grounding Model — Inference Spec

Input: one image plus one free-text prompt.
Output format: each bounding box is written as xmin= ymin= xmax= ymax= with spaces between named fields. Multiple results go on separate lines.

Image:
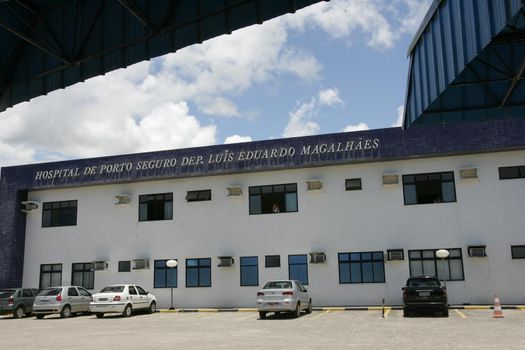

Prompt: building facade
xmin=1 ymin=120 xmax=525 ymax=308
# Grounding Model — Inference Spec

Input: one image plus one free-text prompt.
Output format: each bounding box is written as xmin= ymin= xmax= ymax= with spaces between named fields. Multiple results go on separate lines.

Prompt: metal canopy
xmin=0 ymin=0 xmax=327 ymax=113
xmin=404 ymin=0 xmax=525 ymax=128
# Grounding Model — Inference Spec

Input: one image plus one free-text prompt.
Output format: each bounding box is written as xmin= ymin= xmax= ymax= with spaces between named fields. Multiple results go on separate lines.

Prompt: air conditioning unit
xmin=92 ymin=261 xmax=108 ymax=271
xmin=309 ymin=252 xmax=326 ymax=264
xmin=227 ymin=186 xmax=242 ymax=197
xmin=306 ymin=179 xmax=323 ymax=191
xmin=132 ymin=259 xmax=150 ymax=270
xmin=382 ymin=173 xmax=399 ymax=186
xmin=217 ymin=256 xmax=234 ymax=267
xmin=21 ymin=201 xmax=40 ymax=213
xmin=115 ymin=194 xmax=132 ymax=205
xmin=460 ymin=168 xmax=479 ymax=181
xmin=468 ymin=246 xmax=486 ymax=257
xmin=387 ymin=249 xmax=404 ymax=261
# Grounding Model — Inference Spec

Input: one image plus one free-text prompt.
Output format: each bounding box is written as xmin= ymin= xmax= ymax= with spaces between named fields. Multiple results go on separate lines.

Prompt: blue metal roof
xmin=0 ymin=0 xmax=327 ymax=113
xmin=404 ymin=0 xmax=525 ymax=128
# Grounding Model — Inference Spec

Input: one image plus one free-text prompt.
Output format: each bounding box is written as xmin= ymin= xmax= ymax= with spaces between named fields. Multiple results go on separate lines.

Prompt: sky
xmin=0 ymin=0 xmax=432 ymax=169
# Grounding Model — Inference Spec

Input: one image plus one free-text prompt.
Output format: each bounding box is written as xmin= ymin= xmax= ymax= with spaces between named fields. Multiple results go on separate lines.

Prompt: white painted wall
xmin=22 ymin=150 xmax=525 ymax=308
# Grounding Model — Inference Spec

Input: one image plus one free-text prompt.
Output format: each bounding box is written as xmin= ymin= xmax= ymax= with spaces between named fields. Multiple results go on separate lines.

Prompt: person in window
xmin=272 ymin=203 xmax=280 ymax=213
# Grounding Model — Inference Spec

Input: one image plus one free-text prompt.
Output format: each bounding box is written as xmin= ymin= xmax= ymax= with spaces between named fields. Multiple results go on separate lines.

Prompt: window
xmin=68 ymin=287 xmax=79 ymax=296
xmin=71 ymin=263 xmax=95 ymax=289
xmin=128 ymin=286 xmax=137 ymax=295
xmin=408 ymin=248 xmax=464 ymax=281
xmin=118 ymin=261 xmax=131 ymax=272
xmin=139 ymin=193 xmax=173 ymax=221
xmin=78 ymin=287 xmax=91 ymax=297
xmin=511 ymin=245 xmax=525 ymax=259
xmin=403 ymin=171 xmax=456 ymax=205
xmin=288 ymin=255 xmax=308 ymax=285
xmin=186 ymin=258 xmax=211 ymax=287
xmin=136 ymin=286 xmax=148 ymax=295
xmin=154 ymin=259 xmax=178 ymax=288
xmin=338 ymin=252 xmax=385 ymax=284
xmin=265 ymin=255 xmax=280 ymax=268
xmin=345 ymin=178 xmax=362 ymax=191
xmin=39 ymin=264 xmax=62 ymax=289
xmin=499 ymin=166 xmax=525 ymax=180
xmin=42 ymin=200 xmax=77 ymax=227
xmin=186 ymin=190 xmax=212 ymax=202
xmin=249 ymin=183 xmax=298 ymax=214
xmin=240 ymin=256 xmax=259 ymax=286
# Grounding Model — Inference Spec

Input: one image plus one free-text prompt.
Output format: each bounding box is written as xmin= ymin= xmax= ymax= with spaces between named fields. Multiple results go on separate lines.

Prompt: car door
xmin=67 ymin=287 xmax=80 ymax=312
xmin=21 ymin=289 xmax=33 ymax=313
xmin=295 ymin=282 xmax=309 ymax=308
xmin=128 ymin=285 xmax=139 ymax=309
xmin=77 ymin=287 xmax=92 ymax=312
xmin=134 ymin=286 xmax=149 ymax=310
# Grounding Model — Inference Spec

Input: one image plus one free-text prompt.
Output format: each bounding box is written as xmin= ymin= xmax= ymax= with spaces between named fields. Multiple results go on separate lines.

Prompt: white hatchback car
xmin=89 ymin=284 xmax=156 ymax=318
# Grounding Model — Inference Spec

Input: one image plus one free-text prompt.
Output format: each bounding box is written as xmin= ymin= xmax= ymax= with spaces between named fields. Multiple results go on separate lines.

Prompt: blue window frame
xmin=42 ymin=200 xmax=77 ymax=227
xmin=288 ymin=254 xmax=308 ymax=285
xmin=240 ymin=256 xmax=259 ymax=286
xmin=338 ymin=252 xmax=385 ymax=284
xmin=154 ymin=259 xmax=178 ymax=288
xmin=186 ymin=258 xmax=211 ymax=287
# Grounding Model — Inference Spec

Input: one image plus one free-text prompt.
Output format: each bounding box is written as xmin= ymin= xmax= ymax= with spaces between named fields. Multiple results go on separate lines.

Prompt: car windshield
xmin=407 ymin=279 xmax=440 ymax=287
xmin=100 ymin=286 xmax=125 ymax=293
xmin=38 ymin=288 xmax=62 ymax=296
xmin=0 ymin=289 xmax=16 ymax=298
xmin=263 ymin=281 xmax=292 ymax=289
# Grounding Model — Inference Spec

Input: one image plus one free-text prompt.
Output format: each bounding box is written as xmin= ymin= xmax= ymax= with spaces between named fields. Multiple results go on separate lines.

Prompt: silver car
xmin=256 ymin=280 xmax=312 ymax=319
xmin=90 ymin=284 xmax=157 ymax=318
xmin=33 ymin=286 xmax=92 ymax=319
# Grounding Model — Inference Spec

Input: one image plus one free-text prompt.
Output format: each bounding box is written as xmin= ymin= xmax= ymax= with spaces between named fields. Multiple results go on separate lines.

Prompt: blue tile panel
xmin=1 ymin=119 xmax=525 ymax=288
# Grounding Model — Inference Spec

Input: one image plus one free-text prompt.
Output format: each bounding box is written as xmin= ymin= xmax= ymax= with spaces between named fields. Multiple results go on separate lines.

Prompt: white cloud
xmin=224 ymin=135 xmax=253 ymax=144
xmin=283 ymin=99 xmax=320 ymax=138
xmin=392 ymin=105 xmax=405 ymax=127
xmin=319 ymin=88 xmax=343 ymax=106
xmin=343 ymin=122 xmax=370 ymax=132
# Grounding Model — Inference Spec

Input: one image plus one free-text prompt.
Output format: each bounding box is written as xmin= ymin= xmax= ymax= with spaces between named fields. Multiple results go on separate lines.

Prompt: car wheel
xmin=60 ymin=305 xmax=72 ymax=318
xmin=259 ymin=311 xmax=266 ymax=319
xmin=293 ymin=302 xmax=301 ymax=318
xmin=148 ymin=302 xmax=156 ymax=314
xmin=95 ymin=313 xmax=104 ymax=318
xmin=403 ymin=307 xmax=410 ymax=317
xmin=35 ymin=314 xmax=45 ymax=319
xmin=442 ymin=307 xmax=449 ymax=317
xmin=14 ymin=305 xmax=25 ymax=319
xmin=306 ymin=300 xmax=313 ymax=314
xmin=122 ymin=304 xmax=132 ymax=317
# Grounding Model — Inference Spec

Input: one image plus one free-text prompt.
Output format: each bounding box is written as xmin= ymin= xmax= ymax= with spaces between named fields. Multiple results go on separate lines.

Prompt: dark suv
xmin=0 ymin=288 xmax=40 ymax=318
xmin=402 ymin=275 xmax=448 ymax=317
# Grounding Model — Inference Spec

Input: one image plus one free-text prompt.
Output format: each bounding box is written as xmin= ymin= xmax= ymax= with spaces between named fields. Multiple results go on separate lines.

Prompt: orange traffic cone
xmin=493 ymin=294 xmax=504 ymax=318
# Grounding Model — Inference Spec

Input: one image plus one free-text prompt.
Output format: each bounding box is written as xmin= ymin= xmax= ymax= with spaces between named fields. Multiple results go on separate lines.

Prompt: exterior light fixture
xmin=166 ymin=259 xmax=178 ymax=310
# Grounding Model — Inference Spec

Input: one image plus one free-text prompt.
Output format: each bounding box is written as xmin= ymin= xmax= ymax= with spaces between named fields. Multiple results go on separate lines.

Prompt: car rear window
xmin=0 ymin=289 xmax=16 ymax=298
xmin=263 ymin=281 xmax=292 ymax=289
xmin=407 ymin=279 xmax=440 ymax=287
xmin=100 ymin=286 xmax=125 ymax=293
xmin=39 ymin=288 xmax=62 ymax=296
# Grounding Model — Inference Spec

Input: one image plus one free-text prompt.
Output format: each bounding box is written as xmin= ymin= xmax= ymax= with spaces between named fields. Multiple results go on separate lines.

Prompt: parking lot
xmin=1 ymin=309 xmax=524 ymax=349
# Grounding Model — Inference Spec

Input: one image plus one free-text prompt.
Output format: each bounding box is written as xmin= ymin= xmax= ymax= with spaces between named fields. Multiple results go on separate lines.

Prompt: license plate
xmin=98 ymin=298 xmax=108 ymax=301
xmin=419 ymin=291 xmax=430 ymax=297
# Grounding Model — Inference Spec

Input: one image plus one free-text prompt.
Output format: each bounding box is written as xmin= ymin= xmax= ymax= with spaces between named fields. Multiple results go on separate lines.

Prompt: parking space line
xmin=239 ymin=313 xmax=256 ymax=321
xmin=454 ymin=309 xmax=467 ymax=318
xmin=312 ymin=310 xmax=331 ymax=319
xmin=383 ymin=309 xmax=391 ymax=318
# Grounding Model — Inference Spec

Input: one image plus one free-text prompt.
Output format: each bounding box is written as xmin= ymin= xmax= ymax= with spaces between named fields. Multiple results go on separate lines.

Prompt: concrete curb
xmin=159 ymin=305 xmax=525 ymax=313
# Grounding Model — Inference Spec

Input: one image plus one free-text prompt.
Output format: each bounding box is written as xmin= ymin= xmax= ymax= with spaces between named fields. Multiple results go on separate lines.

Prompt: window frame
xmin=511 ymin=245 xmax=525 ymax=259
xmin=185 ymin=258 xmax=212 ymax=288
xmin=265 ymin=255 xmax=281 ymax=268
xmin=39 ymin=264 xmax=62 ymax=289
xmin=499 ymin=166 xmax=525 ymax=180
xmin=42 ymin=200 xmax=78 ymax=227
xmin=240 ymin=256 xmax=259 ymax=286
xmin=153 ymin=259 xmax=178 ymax=288
xmin=345 ymin=178 xmax=362 ymax=191
xmin=249 ymin=183 xmax=298 ymax=215
xmin=288 ymin=254 xmax=308 ymax=285
xmin=408 ymin=248 xmax=465 ymax=281
xmin=186 ymin=189 xmax=212 ymax=202
xmin=402 ymin=171 xmax=457 ymax=205
xmin=71 ymin=262 xmax=95 ymax=289
xmin=138 ymin=193 xmax=173 ymax=222
xmin=118 ymin=261 xmax=131 ymax=272
xmin=338 ymin=251 xmax=385 ymax=284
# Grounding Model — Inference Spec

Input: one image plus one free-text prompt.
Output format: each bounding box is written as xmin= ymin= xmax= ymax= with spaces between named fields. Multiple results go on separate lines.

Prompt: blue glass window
xmin=240 ymin=256 xmax=259 ymax=286
xmin=154 ymin=259 xmax=177 ymax=288
xmin=288 ymin=254 xmax=308 ymax=285
xmin=186 ymin=258 xmax=211 ymax=287
xmin=338 ymin=252 xmax=385 ymax=284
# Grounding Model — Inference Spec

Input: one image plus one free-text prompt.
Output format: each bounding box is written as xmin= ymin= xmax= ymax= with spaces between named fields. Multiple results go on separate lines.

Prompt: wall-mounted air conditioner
xmin=460 ymin=168 xmax=479 ymax=181
xmin=306 ymin=179 xmax=323 ymax=191
xmin=217 ymin=256 xmax=234 ymax=267
xmin=468 ymin=246 xmax=486 ymax=257
xmin=382 ymin=174 xmax=399 ymax=187
xmin=309 ymin=252 xmax=326 ymax=264
xmin=387 ymin=249 xmax=404 ymax=261
xmin=92 ymin=261 xmax=108 ymax=271
xmin=115 ymin=194 xmax=132 ymax=205
xmin=227 ymin=186 xmax=242 ymax=197
xmin=132 ymin=259 xmax=150 ymax=270
xmin=21 ymin=201 xmax=40 ymax=213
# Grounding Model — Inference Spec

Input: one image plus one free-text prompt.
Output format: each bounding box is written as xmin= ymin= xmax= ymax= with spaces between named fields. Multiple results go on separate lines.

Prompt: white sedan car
xmin=89 ymin=284 xmax=156 ymax=318
xmin=256 ymin=280 xmax=312 ymax=319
